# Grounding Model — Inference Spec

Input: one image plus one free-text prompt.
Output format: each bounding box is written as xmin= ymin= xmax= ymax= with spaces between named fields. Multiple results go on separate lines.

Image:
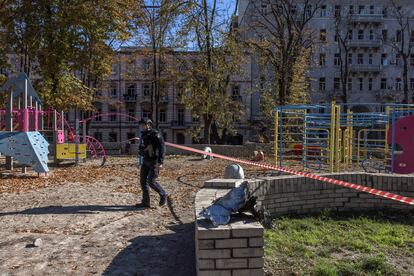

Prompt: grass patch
xmin=264 ymin=211 xmax=414 ymax=275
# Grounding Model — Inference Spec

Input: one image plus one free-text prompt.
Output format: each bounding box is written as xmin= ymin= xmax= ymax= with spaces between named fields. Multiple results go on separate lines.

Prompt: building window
xmin=142 ymin=109 xmax=151 ymax=119
xmin=396 ymin=30 xmax=402 ymax=42
xmin=143 ymin=59 xmax=151 ymax=72
xmin=320 ymin=29 xmax=327 ymax=42
xmin=319 ymin=53 xmax=326 ymax=66
xmin=178 ymin=109 xmax=185 ymax=125
xmin=358 ymin=30 xmax=364 ymax=40
xmin=381 ymin=78 xmax=387 ymax=89
xmin=348 ymin=29 xmax=353 ymax=40
xmin=369 ymin=5 xmax=374 ymax=15
xmin=348 ymin=53 xmax=353 ymax=65
xmin=381 ymin=53 xmax=388 ymax=66
xmin=357 ymin=54 xmax=364 ymax=64
xmin=109 ymin=132 xmax=117 ymax=142
xmin=110 ymin=108 xmax=117 ymax=121
xmin=349 ymin=5 xmax=354 ymax=15
xmin=358 ymin=5 xmax=365 ymax=15
xmin=368 ymin=78 xmax=373 ymax=91
xmin=232 ymin=85 xmax=240 ymax=96
xmin=335 ymin=5 xmax=341 ymax=17
xmin=291 ymin=5 xmax=297 ymax=15
xmin=111 ymin=64 xmax=117 ymax=76
xmin=127 ymin=84 xmax=136 ymax=95
xmin=320 ymin=5 xmax=327 ymax=17
xmin=319 ymin=78 xmax=326 ymax=91
xmin=143 ymin=84 xmax=151 ymax=97
xmin=334 ymin=78 xmax=341 ymax=90
xmin=359 ymin=78 xmax=363 ymax=91
xmin=369 ymin=30 xmax=374 ymax=40
xmin=348 ymin=78 xmax=353 ymax=91
xmin=334 ymin=53 xmax=340 ymax=66
xmin=382 ymin=7 xmax=388 ymax=17
xmin=94 ymin=132 xmax=103 ymax=142
xmin=110 ymin=84 xmax=117 ymax=98
xmin=261 ymin=4 xmax=267 ymax=16
xmin=382 ymin=29 xmax=388 ymax=41
xmin=396 ymin=54 xmax=401 ymax=66
xmin=305 ymin=5 xmax=312 ymax=18
xmin=95 ymin=109 xmax=102 ymax=122
xmin=368 ymin=54 xmax=373 ymax=65
xmin=159 ymin=109 xmax=166 ymax=123
xmin=396 ymin=78 xmax=402 ymax=90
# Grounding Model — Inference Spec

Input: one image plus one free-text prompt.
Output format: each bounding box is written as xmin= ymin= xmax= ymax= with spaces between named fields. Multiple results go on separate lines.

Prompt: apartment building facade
xmin=238 ymin=0 xmax=414 ymax=115
xmin=66 ymin=47 xmax=253 ymax=145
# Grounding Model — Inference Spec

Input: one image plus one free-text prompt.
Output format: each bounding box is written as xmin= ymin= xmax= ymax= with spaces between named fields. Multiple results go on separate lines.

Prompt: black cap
xmin=138 ymin=118 xmax=153 ymax=125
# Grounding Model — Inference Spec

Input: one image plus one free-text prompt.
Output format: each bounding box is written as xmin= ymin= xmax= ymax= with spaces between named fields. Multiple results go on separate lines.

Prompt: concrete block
xmin=232 ymin=268 xmax=264 ymax=276
xmin=198 ymin=259 xmax=215 ymax=270
xmin=232 ymin=248 xmax=264 ymax=258
xmin=199 ymin=249 xmax=231 ymax=259
xmin=215 ymin=239 xmax=248 ymax=248
xmin=199 ymin=270 xmax=231 ymax=276
xmin=231 ymin=222 xmax=264 ymax=238
xmin=216 ymin=258 xmax=248 ymax=269
xmin=204 ymin=179 xmax=243 ymax=189
xmin=249 ymin=258 xmax=264 ymax=268
xmin=199 ymin=240 xmax=215 ymax=249
xmin=249 ymin=238 xmax=264 ymax=247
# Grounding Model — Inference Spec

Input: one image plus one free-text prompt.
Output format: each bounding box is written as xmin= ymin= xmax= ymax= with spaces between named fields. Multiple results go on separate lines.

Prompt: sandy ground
xmin=0 ymin=156 xmax=269 ymax=276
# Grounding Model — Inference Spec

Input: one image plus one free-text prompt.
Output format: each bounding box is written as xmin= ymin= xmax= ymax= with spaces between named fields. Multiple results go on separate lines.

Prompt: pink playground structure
xmin=0 ymin=74 xmax=106 ymax=174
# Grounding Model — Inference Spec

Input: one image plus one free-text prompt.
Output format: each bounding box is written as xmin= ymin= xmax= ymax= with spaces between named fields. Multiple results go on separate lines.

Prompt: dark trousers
xmin=140 ymin=161 xmax=167 ymax=204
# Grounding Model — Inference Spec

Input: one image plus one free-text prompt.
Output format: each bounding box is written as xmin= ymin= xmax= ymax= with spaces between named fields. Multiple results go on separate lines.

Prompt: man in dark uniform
xmin=137 ymin=118 xmax=168 ymax=208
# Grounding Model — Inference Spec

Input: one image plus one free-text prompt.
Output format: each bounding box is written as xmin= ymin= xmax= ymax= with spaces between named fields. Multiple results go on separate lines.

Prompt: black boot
xmin=159 ymin=194 xmax=168 ymax=206
xmin=135 ymin=201 xmax=150 ymax=208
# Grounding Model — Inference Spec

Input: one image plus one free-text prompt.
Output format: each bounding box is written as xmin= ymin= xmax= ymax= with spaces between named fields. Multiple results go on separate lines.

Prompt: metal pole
xmin=22 ymin=79 xmax=28 ymax=132
xmin=75 ymin=119 xmax=80 ymax=166
xmin=82 ymin=120 xmax=87 ymax=163
xmin=5 ymin=89 xmax=13 ymax=170
xmin=39 ymin=105 xmax=44 ymax=131
xmin=53 ymin=110 xmax=58 ymax=164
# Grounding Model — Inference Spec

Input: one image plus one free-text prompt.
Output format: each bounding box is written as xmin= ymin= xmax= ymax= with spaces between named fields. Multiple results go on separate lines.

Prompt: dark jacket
xmin=139 ymin=128 xmax=165 ymax=164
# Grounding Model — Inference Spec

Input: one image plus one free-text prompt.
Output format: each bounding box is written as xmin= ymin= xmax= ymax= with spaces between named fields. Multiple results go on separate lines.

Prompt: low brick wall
xmin=248 ymin=173 xmax=414 ymax=217
xmin=194 ymin=173 xmax=413 ymax=275
xmin=195 ymin=180 xmax=264 ymax=276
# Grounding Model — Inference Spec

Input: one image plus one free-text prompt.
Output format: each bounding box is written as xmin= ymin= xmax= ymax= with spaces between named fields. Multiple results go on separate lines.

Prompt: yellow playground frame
xmin=273 ymin=102 xmax=414 ymax=173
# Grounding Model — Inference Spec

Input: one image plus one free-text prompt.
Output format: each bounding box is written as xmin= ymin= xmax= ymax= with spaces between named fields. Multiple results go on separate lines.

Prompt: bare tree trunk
xmin=203 ymin=114 xmax=212 ymax=144
xmin=403 ymin=55 xmax=409 ymax=104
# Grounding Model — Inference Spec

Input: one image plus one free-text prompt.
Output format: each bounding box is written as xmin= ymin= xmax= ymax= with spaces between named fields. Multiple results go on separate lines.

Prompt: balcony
xmin=350 ymin=14 xmax=383 ymax=24
xmin=123 ymin=94 xmax=137 ymax=102
xmin=350 ymin=64 xmax=383 ymax=73
xmin=347 ymin=39 xmax=382 ymax=48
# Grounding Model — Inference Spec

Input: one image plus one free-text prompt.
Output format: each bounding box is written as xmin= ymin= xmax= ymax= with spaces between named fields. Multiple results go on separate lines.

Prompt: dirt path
xmin=0 ymin=156 xmax=240 ymax=276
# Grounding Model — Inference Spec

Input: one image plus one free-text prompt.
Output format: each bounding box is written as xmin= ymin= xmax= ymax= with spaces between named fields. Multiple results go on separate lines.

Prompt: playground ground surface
xmin=0 ymin=156 xmax=269 ymax=276
xmin=0 ymin=156 xmax=413 ymax=275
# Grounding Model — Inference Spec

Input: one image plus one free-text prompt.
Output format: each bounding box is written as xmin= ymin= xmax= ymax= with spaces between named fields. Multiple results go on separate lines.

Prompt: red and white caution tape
xmin=165 ymin=142 xmax=414 ymax=206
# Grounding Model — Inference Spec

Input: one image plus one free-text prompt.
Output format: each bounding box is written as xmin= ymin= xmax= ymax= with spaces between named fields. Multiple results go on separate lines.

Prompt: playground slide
xmin=0 ymin=131 xmax=49 ymax=173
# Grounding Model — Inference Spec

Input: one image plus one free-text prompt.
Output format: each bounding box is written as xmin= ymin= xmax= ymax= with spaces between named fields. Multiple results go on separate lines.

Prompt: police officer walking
xmin=137 ymin=118 xmax=168 ymax=208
